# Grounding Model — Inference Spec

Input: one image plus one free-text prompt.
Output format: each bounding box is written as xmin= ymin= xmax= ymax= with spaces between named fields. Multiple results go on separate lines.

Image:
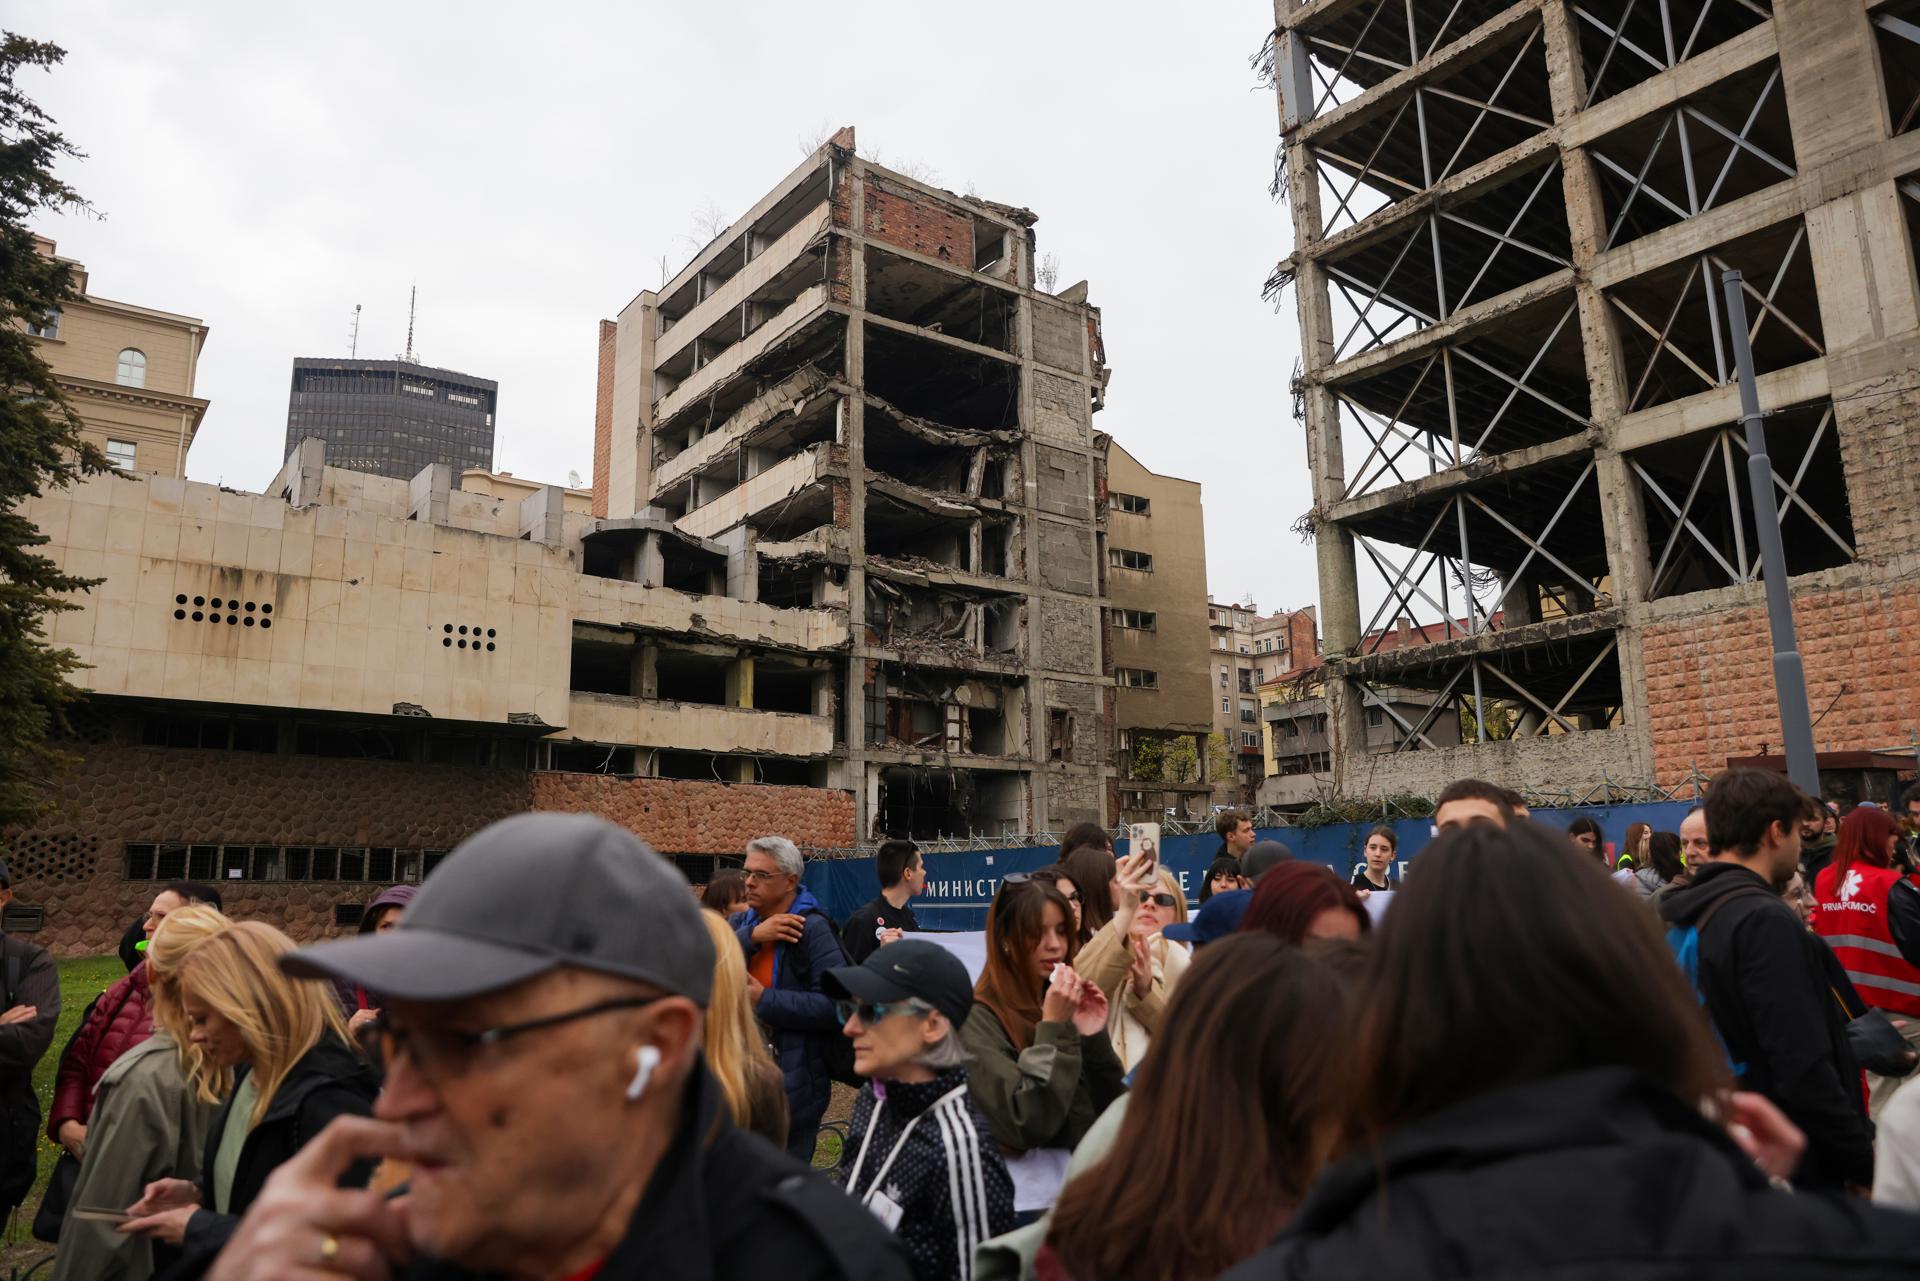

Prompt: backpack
xmin=784 ymin=909 xmax=862 ymax=1088
xmin=1665 ymin=885 xmax=1778 ymax=1078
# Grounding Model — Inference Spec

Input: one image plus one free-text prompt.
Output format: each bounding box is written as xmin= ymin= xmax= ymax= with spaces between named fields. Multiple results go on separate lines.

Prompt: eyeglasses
xmin=361 ymin=995 xmax=666 ymax=1082
xmin=1137 ymin=891 xmax=1178 ymax=908
xmin=834 ymin=998 xmax=927 ymax=1026
xmin=741 ymin=868 xmax=790 ymax=882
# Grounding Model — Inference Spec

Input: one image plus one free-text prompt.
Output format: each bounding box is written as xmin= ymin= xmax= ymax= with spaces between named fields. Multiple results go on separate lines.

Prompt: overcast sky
xmin=16 ymin=1 xmax=1316 ymax=616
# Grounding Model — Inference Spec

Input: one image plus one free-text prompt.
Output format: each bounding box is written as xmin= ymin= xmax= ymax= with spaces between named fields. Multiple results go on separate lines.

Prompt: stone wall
xmin=4 ymin=741 xmax=858 ymax=955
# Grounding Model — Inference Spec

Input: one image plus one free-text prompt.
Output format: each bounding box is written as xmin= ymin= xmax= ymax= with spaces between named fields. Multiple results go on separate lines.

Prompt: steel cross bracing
xmin=1632 ymin=407 xmax=1854 ymax=597
xmin=1334 ymin=300 xmax=1586 ymax=498
xmin=1878 ymin=9 xmax=1920 ymax=135
xmin=1352 ymin=635 xmax=1622 ymax=750
xmin=1609 ymin=224 xmax=1821 ymax=413
xmin=1353 ymin=461 xmax=1601 ymax=654
xmin=1316 ymin=24 xmax=1551 ymax=239
xmin=1593 ymin=65 xmax=1793 ymax=249
xmin=1573 ymin=0 xmax=1773 ymax=107
xmin=1327 ymin=160 xmax=1569 ymax=360
xmin=1298 ymin=0 xmax=1501 ymax=120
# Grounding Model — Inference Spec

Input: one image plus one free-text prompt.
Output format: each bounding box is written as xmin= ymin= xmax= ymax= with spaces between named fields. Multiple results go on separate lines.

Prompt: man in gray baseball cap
xmin=207 ymin=813 xmax=909 ymax=1281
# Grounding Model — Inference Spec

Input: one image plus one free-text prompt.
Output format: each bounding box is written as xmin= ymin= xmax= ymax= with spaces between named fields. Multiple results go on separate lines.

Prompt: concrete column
xmin=812 ymin=670 xmax=836 ymax=719
xmin=286 ymin=437 xmax=328 ymax=508
xmin=408 ymin=463 xmax=453 ymax=526
xmin=633 ymin=533 xmax=665 ymax=588
xmin=716 ymin=527 xmax=759 ymax=602
xmin=517 ymin=485 xmax=566 ymax=545
xmin=721 ymin=756 xmax=755 ymax=783
xmin=633 ymin=645 xmax=659 ymax=701
xmin=727 ymin=657 xmax=755 ymax=709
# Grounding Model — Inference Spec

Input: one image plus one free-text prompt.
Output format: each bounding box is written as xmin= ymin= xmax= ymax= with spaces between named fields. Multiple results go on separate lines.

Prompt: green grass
xmin=3 ymin=954 xmax=125 ymax=1246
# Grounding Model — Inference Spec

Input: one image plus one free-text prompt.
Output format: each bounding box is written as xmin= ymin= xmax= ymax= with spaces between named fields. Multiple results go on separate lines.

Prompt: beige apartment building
xmin=1207 ymin=597 xmax=1262 ymax=804
xmin=25 ymin=236 xmax=208 ymax=479
xmin=1103 ymin=441 xmax=1213 ymax=823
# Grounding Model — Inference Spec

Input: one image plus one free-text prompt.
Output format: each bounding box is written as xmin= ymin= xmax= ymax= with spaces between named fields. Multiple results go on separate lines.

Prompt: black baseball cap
xmin=281 ymin=813 xmax=714 ymax=1005
xmin=1242 ymin=840 xmax=1295 ymax=883
xmin=823 ymin=939 xmax=973 ymax=1027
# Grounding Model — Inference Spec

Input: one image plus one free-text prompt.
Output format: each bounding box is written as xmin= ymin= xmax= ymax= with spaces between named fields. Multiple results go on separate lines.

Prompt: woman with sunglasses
xmin=964 ymin=879 xmax=1125 ymax=1220
xmin=1106 ymin=870 xmax=1191 ymax=1073
xmin=826 ymin=940 xmax=1015 ymax=1280
xmin=122 ymin=917 xmax=378 ymax=1277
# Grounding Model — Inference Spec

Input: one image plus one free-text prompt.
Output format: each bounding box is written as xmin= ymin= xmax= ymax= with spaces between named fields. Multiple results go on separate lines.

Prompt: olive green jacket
xmin=958 ymin=1006 xmax=1126 ymax=1155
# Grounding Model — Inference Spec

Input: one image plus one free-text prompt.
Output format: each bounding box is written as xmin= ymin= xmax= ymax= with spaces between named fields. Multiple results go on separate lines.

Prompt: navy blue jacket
xmin=732 ymin=886 xmax=846 ymax=1132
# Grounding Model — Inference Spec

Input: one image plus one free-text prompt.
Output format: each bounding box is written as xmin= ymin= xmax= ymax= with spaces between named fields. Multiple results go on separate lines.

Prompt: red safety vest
xmin=1814 ymin=862 xmax=1920 ymax=1017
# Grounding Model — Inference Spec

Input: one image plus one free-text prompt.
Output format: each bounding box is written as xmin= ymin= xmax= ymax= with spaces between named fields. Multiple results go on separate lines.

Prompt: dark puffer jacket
xmin=731 ymin=886 xmax=846 ymax=1150
xmin=1222 ymin=1068 xmax=1920 ymax=1281
xmin=48 ymin=961 xmax=153 ymax=1141
xmin=162 ymin=1035 xmax=379 ymax=1281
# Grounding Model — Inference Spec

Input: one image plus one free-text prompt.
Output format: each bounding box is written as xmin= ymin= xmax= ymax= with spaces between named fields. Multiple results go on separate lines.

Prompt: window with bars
xmin=124 ymin=842 xmax=446 ymax=884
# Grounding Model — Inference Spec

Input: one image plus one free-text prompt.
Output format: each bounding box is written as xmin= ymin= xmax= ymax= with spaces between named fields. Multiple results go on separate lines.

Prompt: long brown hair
xmin=1060 ymin=846 xmax=1117 ymax=938
xmin=698 ymin=908 xmax=778 ymax=1132
xmin=974 ymin=879 xmax=1078 ymax=1051
xmin=1343 ymin=820 xmax=1729 ymax=1149
xmin=1831 ymin=806 xmax=1900 ymax=885
xmin=1046 ymin=934 xmax=1350 ymax=1281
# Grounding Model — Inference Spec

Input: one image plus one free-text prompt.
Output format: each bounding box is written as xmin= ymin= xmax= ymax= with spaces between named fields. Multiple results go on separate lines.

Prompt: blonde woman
xmin=50 ymin=906 xmax=226 ymax=1281
xmin=122 ymin=919 xmax=378 ymax=1275
xmin=699 ymin=908 xmax=789 ymax=1149
xmin=1106 ymin=869 xmax=1191 ymax=1073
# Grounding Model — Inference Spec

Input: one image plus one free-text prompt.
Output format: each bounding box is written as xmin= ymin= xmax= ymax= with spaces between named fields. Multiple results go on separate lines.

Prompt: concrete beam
xmin=1325 ymin=429 xmax=1597 ymax=522
xmin=653 ymin=205 xmax=833 ymax=368
xmin=860 ymin=311 xmax=1022 ymax=365
xmin=653 ymin=286 xmax=833 ymax=425
xmin=674 ymin=443 xmax=841 ymax=541
xmin=1311 ymin=267 xmax=1579 ymax=387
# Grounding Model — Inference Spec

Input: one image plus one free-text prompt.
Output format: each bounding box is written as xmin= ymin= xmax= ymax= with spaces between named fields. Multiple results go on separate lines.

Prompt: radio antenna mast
xmin=348 ymin=303 xmax=362 ymax=358
xmin=404 ymin=285 xmax=417 ymax=363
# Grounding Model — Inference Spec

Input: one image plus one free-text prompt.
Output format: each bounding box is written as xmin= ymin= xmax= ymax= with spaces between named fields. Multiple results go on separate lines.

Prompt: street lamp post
xmin=1720 ymin=269 xmax=1820 ymax=797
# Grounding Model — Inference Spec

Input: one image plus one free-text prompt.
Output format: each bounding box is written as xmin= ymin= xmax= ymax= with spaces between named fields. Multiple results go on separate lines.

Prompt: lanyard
xmin=847 ymin=1084 xmax=968 ymax=1201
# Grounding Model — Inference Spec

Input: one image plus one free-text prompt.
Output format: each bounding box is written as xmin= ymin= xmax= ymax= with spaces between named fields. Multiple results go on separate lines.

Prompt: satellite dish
xmin=567 ymin=469 xmax=584 ymax=488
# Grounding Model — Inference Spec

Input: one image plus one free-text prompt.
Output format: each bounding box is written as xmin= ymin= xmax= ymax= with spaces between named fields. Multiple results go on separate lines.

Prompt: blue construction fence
xmin=803 ymin=800 xmax=1698 ymax=932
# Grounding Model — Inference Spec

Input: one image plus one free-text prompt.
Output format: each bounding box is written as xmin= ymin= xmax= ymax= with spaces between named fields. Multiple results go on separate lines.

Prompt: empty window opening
xmin=865 ymin=495 xmax=972 ymax=569
xmin=656 ymin=649 xmax=731 ymax=705
xmin=985 ymin=599 xmax=1022 ymax=654
xmin=754 ymin=662 xmax=819 ymax=715
xmin=1878 ymin=1 xmax=1920 ymax=136
xmin=876 ymin=767 xmax=1025 ymax=840
xmin=864 ymin=246 xmax=1016 ymax=351
xmin=863 ymin=409 xmax=979 ymax=492
xmin=862 ymin=326 xmax=1020 ymax=430
xmin=758 ymin=559 xmax=823 ymax=609
xmin=1047 ymin=709 xmax=1074 ymax=762
xmin=662 ymin=542 xmax=727 ymax=595
xmin=1573 ymin=0 xmax=1773 ymax=106
xmin=1110 ymin=547 xmax=1152 ymax=572
xmin=570 ymin=628 xmax=637 ymax=696
xmin=1111 ymin=492 xmax=1150 ymax=515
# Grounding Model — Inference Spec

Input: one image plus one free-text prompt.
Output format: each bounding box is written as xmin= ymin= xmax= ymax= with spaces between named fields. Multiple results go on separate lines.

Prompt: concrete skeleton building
xmin=596 ymin=128 xmax=1115 ymax=841
xmin=1266 ymin=0 xmax=1920 ymax=799
xmin=1103 ymin=441 xmax=1215 ymax=824
xmin=26 ymin=236 xmax=209 ymax=479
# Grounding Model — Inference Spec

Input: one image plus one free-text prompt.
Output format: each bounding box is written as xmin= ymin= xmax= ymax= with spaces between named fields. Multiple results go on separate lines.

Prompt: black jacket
xmin=840 ymin=896 xmax=920 ymax=966
xmin=1222 ymin=1068 xmax=1920 ymax=1281
xmin=166 ymin=1035 xmax=379 ymax=1279
xmin=0 ymin=932 xmax=59 ymax=1213
xmin=1659 ymin=862 xmax=1873 ymax=1188
xmin=406 ymin=1059 xmax=912 ymax=1281
xmin=843 ymin=1068 xmax=1015 ymax=1281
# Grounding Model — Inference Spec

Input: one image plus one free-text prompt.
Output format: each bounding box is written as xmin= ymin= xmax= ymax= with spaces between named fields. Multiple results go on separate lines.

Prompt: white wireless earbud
xmin=626 ymin=1045 xmax=662 ymax=1101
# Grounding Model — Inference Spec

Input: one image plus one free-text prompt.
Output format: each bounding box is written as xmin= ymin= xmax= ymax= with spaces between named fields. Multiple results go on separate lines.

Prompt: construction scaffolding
xmin=1267 ymin=0 xmax=1920 ymax=797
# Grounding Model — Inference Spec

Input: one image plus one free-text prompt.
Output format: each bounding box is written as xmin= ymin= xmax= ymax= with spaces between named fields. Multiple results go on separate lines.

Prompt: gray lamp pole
xmin=1720 ymin=269 xmax=1821 ymax=797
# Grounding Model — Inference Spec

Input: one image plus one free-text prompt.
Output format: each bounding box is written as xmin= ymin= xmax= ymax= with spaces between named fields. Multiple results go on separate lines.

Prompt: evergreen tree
xmin=0 ymin=33 xmax=105 ymax=830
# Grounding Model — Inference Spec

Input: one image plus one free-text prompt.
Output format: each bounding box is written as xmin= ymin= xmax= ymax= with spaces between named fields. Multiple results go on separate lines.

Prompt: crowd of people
xmin=6 ymin=778 xmax=1920 ymax=1278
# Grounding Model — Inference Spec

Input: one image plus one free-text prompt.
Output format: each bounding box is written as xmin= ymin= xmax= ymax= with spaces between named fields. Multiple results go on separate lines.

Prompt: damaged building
xmin=1267 ymin=1 xmax=1920 ymax=798
xmin=596 ymin=127 xmax=1113 ymax=840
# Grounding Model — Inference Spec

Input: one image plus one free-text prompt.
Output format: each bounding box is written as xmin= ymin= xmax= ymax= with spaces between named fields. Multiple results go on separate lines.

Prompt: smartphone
xmin=70 ymin=1207 xmax=130 ymax=1224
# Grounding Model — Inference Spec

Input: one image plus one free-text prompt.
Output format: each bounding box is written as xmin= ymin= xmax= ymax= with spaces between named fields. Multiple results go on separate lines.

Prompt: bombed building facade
xmin=596 ymin=128 xmax=1114 ymax=841
xmin=1266 ymin=0 xmax=1920 ymax=799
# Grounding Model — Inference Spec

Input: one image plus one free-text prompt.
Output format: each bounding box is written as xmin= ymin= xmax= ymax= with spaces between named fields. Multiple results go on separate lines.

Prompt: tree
xmin=1162 ymin=736 xmax=1201 ymax=785
xmin=0 ymin=33 xmax=105 ymax=830
xmin=1205 ymin=733 xmax=1234 ymax=785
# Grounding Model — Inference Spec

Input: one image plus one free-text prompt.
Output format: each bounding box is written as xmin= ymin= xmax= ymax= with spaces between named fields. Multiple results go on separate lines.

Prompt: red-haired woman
xmin=1240 ymin=862 xmax=1370 ymax=945
xmin=1813 ymin=804 xmax=1920 ymax=1116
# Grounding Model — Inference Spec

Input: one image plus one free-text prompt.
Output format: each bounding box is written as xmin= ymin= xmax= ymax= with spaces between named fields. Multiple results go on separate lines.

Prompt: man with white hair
xmin=735 ymin=835 xmax=848 ymax=1162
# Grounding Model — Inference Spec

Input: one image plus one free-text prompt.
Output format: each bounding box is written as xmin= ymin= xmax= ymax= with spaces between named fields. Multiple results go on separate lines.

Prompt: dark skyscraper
xmin=284 ymin=358 xmax=497 ymax=480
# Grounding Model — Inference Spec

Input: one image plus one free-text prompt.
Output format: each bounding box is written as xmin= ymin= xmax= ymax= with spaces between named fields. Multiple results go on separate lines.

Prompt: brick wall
xmin=1642 ymin=580 xmax=1920 ymax=785
xmin=5 ymin=742 xmax=858 ymax=954
xmin=864 ymin=182 xmax=972 ymax=265
xmin=591 ymin=319 xmax=617 ymax=518
xmin=529 ymin=773 xmax=855 ymax=853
